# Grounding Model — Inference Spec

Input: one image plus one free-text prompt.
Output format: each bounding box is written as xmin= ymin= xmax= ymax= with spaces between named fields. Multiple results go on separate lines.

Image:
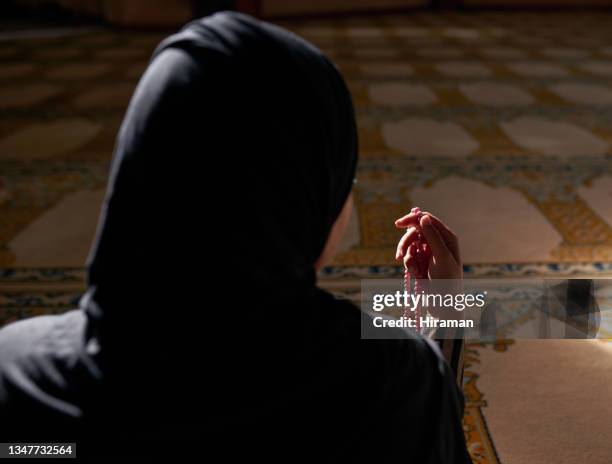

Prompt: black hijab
xmin=82 ymin=12 xmax=357 ymax=345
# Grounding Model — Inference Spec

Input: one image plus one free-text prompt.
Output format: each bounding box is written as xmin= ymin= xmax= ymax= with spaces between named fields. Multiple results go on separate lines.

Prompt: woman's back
xmin=0 ymin=12 xmax=470 ymax=462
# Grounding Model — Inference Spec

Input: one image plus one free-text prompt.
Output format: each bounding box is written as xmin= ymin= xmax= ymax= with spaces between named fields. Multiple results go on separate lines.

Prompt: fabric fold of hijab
xmin=82 ymin=12 xmax=358 ymax=346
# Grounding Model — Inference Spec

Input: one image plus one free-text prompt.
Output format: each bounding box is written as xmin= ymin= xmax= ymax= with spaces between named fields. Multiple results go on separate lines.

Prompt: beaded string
xmin=401 ymin=207 xmax=431 ymax=334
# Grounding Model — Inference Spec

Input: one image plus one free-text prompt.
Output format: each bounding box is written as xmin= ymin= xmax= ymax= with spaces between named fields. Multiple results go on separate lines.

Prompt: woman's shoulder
xmin=313 ymin=287 xmax=448 ymax=371
xmin=312 ymin=287 xmax=428 ymax=344
xmin=311 ymin=287 xmax=361 ymax=330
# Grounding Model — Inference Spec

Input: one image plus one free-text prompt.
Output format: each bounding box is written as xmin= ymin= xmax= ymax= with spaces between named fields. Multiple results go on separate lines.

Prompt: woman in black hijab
xmin=0 ymin=12 xmax=471 ymax=462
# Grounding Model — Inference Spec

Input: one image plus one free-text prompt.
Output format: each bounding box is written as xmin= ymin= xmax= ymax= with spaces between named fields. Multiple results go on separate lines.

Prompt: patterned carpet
xmin=2 ymin=11 xmax=612 ymax=463
xmin=298 ymin=12 xmax=612 ymax=271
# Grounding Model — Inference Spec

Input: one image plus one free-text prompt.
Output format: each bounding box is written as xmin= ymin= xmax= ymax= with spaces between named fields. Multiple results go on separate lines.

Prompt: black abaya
xmin=0 ymin=12 xmax=471 ymax=463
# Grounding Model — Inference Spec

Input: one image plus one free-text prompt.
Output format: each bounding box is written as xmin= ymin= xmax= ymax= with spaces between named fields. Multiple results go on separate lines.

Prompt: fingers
xmin=420 ymin=212 xmax=460 ymax=263
xmin=419 ymin=215 xmax=452 ymax=262
xmin=403 ymin=244 xmax=417 ymax=271
xmin=396 ymin=210 xmax=457 ymax=244
xmin=420 ymin=212 xmax=456 ymax=243
xmin=395 ymin=227 xmax=419 ymax=260
xmin=395 ymin=208 xmax=461 ymax=265
xmin=394 ymin=211 xmax=421 ymax=228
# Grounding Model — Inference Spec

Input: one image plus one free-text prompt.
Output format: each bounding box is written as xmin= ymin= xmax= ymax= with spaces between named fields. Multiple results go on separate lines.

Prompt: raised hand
xmin=395 ymin=210 xmax=462 ymax=280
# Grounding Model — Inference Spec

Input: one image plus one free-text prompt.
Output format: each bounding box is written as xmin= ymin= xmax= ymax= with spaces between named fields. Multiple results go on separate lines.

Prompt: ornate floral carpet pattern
xmin=286 ymin=12 xmax=612 ymax=271
xmin=2 ymin=13 xmax=612 ymax=270
xmin=3 ymin=12 xmax=612 ymax=463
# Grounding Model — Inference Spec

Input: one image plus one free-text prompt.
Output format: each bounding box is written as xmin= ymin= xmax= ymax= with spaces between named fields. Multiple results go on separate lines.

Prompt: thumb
xmin=420 ymin=215 xmax=450 ymax=260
